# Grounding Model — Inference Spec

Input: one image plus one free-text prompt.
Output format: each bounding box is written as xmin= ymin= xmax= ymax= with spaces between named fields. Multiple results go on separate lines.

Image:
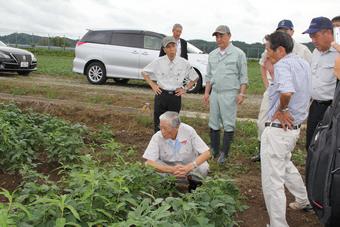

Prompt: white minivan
xmin=72 ymin=29 xmax=208 ymax=93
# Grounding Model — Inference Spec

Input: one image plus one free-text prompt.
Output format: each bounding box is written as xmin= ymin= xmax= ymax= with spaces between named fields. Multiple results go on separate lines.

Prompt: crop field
xmin=0 ymin=49 xmax=321 ymax=226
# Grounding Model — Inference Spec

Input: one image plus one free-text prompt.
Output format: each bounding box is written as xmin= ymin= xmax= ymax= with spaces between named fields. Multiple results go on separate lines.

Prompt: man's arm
xmin=261 ymin=65 xmax=270 ymax=88
xmin=142 ymin=72 xmax=162 ymax=95
xmin=271 ymin=92 xmax=294 ymax=130
xmin=237 ymin=52 xmax=248 ymax=105
xmin=173 ymin=150 xmax=211 ymax=177
xmin=203 ymin=81 xmax=212 ymax=106
xmin=145 ymin=160 xmax=175 ymax=174
xmin=237 ymin=84 xmax=247 ymax=105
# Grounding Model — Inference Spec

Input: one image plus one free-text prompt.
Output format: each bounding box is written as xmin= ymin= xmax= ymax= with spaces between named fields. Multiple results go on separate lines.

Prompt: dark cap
xmin=303 ymin=17 xmax=333 ymax=34
xmin=212 ymin=25 xmax=230 ymax=36
xmin=162 ymin=36 xmax=176 ymax=47
xmin=277 ymin=19 xmax=294 ymax=30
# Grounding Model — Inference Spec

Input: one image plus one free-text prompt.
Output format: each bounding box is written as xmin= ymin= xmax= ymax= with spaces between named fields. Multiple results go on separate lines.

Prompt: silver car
xmin=72 ymin=29 xmax=208 ymax=93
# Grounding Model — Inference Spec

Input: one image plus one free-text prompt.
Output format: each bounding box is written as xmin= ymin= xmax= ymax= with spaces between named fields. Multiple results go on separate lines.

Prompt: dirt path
xmin=0 ymin=73 xmax=262 ymax=119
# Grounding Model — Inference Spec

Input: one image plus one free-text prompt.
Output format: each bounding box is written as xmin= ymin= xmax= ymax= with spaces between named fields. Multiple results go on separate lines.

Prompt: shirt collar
xmin=317 ymin=46 xmax=337 ymax=55
xmin=165 ymin=55 xmax=179 ymax=64
xmin=219 ymin=43 xmax=233 ymax=55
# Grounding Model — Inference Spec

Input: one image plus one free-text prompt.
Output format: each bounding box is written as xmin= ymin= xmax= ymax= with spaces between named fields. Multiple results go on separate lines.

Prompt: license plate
xmin=20 ymin=62 xmax=29 ymax=67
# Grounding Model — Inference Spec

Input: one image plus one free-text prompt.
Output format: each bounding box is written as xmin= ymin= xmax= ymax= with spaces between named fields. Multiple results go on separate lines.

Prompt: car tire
xmin=18 ymin=71 xmax=30 ymax=76
xmin=86 ymin=62 xmax=107 ymax=84
xmin=113 ymin=78 xmax=129 ymax=84
xmin=186 ymin=71 xmax=202 ymax=93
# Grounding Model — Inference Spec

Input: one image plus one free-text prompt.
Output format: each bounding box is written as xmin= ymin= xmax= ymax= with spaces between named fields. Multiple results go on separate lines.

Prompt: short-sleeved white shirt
xmin=143 ymin=123 xmax=209 ymax=171
xmin=142 ymin=56 xmax=198 ymax=91
xmin=311 ymin=47 xmax=338 ymax=101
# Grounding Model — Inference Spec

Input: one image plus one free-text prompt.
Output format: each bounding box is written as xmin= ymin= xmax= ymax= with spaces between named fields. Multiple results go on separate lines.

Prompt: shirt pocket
xmin=320 ymin=64 xmax=335 ymax=83
xmin=223 ymin=61 xmax=238 ymax=74
xmin=178 ymin=144 xmax=194 ymax=163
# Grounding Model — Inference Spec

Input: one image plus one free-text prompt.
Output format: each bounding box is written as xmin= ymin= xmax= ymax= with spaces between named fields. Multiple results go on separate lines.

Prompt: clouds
xmin=0 ymin=0 xmax=339 ymax=43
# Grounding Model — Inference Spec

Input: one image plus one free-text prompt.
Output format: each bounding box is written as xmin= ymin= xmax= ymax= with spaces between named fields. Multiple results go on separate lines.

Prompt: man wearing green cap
xmin=203 ymin=25 xmax=248 ymax=164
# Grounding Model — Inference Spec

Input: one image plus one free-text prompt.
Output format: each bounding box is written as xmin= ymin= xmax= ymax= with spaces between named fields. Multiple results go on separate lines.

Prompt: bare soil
xmin=0 ymin=73 xmax=321 ymax=227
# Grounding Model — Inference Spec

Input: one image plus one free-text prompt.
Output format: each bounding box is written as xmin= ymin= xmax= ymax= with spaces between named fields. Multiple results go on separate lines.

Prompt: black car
xmin=0 ymin=41 xmax=37 ymax=76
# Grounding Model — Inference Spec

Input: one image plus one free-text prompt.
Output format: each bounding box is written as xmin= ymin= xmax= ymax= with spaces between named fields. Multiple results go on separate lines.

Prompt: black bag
xmin=306 ymin=84 xmax=340 ymax=226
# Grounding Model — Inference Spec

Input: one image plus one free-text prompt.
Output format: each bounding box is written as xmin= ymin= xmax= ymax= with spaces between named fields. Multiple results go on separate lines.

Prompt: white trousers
xmin=261 ymin=126 xmax=308 ymax=227
xmin=257 ymin=89 xmax=270 ymax=141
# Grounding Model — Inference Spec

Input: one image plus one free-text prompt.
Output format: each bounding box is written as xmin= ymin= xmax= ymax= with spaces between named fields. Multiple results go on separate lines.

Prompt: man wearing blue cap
xmin=303 ymin=17 xmax=338 ymax=151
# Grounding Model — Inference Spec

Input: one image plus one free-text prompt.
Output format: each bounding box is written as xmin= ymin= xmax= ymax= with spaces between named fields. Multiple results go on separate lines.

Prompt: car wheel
xmin=186 ymin=71 xmax=202 ymax=93
xmin=86 ymin=62 xmax=107 ymax=84
xmin=18 ymin=71 xmax=30 ymax=76
xmin=113 ymin=78 xmax=129 ymax=84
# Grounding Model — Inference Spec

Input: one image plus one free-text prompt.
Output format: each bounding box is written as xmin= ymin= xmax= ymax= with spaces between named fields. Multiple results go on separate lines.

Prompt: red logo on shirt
xmin=180 ymin=140 xmax=187 ymax=144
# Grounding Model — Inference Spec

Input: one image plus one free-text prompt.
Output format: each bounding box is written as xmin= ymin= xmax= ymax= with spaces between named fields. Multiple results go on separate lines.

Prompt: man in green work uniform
xmin=203 ymin=25 xmax=248 ymax=164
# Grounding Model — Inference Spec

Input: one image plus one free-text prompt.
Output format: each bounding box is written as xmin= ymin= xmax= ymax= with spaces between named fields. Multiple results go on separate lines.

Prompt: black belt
xmin=313 ymin=100 xmax=332 ymax=105
xmin=161 ymin=88 xmax=176 ymax=95
xmin=265 ymin=122 xmax=301 ymax=130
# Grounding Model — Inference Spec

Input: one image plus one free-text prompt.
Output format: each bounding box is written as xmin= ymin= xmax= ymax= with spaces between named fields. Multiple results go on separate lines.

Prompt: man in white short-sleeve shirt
xmin=143 ymin=111 xmax=211 ymax=178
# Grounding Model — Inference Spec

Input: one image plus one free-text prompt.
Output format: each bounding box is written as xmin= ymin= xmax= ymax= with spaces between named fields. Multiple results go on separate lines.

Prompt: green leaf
xmin=55 ymin=217 xmax=66 ymax=227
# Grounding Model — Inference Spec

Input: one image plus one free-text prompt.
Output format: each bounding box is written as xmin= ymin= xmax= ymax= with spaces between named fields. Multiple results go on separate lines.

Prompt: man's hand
xmin=151 ymin=84 xmax=162 ymax=95
xmin=272 ymin=110 xmax=294 ymax=131
xmin=203 ymin=94 xmax=210 ymax=106
xmin=175 ymin=87 xmax=186 ymax=96
xmin=173 ymin=164 xmax=194 ymax=177
xmin=237 ymin=94 xmax=245 ymax=105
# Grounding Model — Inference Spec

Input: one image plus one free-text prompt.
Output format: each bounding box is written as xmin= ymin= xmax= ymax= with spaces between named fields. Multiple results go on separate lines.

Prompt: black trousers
xmin=154 ymin=92 xmax=181 ymax=132
xmin=306 ymin=100 xmax=332 ymax=150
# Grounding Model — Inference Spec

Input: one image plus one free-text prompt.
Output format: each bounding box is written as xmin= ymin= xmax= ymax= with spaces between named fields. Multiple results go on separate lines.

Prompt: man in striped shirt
xmin=261 ymin=31 xmax=311 ymax=227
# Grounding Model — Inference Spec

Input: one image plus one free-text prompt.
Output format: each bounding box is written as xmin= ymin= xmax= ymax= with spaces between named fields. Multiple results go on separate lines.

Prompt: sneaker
xmin=251 ymin=153 xmax=261 ymax=162
xmin=217 ymin=152 xmax=225 ymax=164
xmin=289 ymin=202 xmax=313 ymax=212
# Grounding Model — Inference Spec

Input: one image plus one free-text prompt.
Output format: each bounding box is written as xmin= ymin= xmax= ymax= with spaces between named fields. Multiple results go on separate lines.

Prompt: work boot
xmin=251 ymin=141 xmax=261 ymax=162
xmin=217 ymin=131 xmax=234 ymax=164
xmin=210 ymin=128 xmax=220 ymax=158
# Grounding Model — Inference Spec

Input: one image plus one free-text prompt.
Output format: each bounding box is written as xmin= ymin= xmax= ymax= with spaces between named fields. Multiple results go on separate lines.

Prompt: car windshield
xmin=0 ymin=41 xmax=6 ymax=46
xmin=187 ymin=42 xmax=203 ymax=54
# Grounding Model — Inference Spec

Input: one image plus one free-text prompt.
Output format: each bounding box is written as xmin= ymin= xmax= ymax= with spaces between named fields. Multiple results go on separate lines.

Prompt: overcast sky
xmin=0 ymin=0 xmax=339 ymax=44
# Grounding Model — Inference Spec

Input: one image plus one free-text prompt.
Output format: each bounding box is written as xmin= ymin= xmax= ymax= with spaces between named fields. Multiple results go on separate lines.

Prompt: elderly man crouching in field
xmin=143 ymin=111 xmax=211 ymax=190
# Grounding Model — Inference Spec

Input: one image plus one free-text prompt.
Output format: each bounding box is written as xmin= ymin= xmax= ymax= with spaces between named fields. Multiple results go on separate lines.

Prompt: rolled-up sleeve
xmin=143 ymin=134 xmax=160 ymax=161
xmin=275 ymin=62 xmax=296 ymax=93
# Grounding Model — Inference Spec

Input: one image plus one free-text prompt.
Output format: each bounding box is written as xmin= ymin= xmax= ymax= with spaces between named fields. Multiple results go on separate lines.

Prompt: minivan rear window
xmin=111 ymin=33 xmax=143 ymax=48
xmin=81 ymin=31 xmax=112 ymax=44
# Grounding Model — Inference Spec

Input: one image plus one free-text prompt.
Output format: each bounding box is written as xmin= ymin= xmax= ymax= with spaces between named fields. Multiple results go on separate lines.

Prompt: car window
xmin=0 ymin=41 xmax=6 ymax=46
xmin=81 ymin=31 xmax=111 ymax=44
xmin=111 ymin=33 xmax=143 ymax=48
xmin=144 ymin=35 xmax=162 ymax=50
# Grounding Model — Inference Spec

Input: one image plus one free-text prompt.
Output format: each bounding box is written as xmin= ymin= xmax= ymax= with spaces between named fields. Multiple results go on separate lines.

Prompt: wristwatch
xmin=279 ymin=107 xmax=289 ymax=113
xmin=192 ymin=160 xmax=198 ymax=168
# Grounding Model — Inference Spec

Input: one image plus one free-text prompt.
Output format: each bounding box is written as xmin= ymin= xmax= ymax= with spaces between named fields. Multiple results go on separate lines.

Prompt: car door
xmin=105 ymin=31 xmax=143 ymax=79
xmin=139 ymin=33 xmax=164 ymax=80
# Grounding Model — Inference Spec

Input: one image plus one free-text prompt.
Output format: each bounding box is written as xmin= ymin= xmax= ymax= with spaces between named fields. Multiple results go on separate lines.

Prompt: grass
xmin=27 ymin=48 xmax=264 ymax=94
